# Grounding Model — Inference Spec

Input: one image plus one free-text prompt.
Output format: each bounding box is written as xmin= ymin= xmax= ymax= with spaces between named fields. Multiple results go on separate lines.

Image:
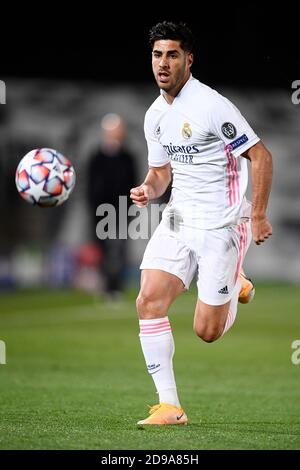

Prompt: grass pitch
xmin=0 ymin=284 xmax=300 ymax=450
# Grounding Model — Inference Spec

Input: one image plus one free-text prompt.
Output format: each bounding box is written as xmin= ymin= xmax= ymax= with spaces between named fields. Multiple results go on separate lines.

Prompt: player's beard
xmin=155 ymin=63 xmax=188 ymax=95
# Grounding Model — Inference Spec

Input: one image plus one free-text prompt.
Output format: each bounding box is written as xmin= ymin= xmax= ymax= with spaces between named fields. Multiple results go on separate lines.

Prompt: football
xmin=15 ymin=148 xmax=76 ymax=207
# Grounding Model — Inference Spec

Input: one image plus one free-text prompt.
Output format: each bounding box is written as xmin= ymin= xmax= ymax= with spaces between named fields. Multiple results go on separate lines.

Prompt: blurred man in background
xmin=87 ymin=113 xmax=137 ymax=299
xmin=130 ymin=21 xmax=273 ymax=426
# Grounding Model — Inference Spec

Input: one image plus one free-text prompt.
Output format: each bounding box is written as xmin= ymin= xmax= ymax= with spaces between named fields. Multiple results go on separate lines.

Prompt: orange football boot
xmin=137 ymin=403 xmax=188 ymax=426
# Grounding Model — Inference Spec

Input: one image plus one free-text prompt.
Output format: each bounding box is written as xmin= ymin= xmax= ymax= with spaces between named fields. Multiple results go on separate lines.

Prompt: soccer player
xmin=130 ymin=21 xmax=273 ymax=425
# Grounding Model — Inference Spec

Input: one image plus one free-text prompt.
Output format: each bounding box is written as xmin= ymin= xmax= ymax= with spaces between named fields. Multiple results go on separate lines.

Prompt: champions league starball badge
xmin=221 ymin=122 xmax=237 ymax=139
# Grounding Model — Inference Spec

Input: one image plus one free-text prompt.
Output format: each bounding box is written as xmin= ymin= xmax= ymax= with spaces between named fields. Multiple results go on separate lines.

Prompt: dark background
xmin=1 ymin=4 xmax=298 ymax=87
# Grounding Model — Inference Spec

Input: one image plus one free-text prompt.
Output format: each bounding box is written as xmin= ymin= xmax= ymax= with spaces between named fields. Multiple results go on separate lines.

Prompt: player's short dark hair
xmin=149 ymin=21 xmax=194 ymax=53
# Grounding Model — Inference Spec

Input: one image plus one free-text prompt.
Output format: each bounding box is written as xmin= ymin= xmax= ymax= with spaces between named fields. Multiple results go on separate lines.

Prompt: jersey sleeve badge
xmin=221 ymin=122 xmax=237 ymax=139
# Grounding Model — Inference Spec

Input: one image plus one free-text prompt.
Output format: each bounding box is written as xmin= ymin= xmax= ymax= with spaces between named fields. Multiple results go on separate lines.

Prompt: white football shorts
xmin=140 ymin=215 xmax=252 ymax=305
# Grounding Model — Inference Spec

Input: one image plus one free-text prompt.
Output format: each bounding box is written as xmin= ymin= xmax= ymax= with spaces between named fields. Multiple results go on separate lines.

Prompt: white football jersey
xmin=144 ymin=75 xmax=260 ymax=229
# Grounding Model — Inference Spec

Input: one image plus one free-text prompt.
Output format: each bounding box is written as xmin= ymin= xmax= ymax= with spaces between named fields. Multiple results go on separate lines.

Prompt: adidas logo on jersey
xmin=218 ymin=286 xmax=229 ymax=294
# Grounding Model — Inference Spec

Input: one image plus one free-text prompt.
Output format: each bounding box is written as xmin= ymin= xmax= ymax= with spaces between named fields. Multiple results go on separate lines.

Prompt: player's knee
xmin=136 ymin=293 xmax=167 ymax=319
xmin=193 ymin=324 xmax=221 ymax=343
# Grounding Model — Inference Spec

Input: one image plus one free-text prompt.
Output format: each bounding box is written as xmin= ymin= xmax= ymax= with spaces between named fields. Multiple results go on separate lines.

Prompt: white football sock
xmin=222 ymin=278 xmax=241 ymax=336
xmin=139 ymin=317 xmax=181 ymax=407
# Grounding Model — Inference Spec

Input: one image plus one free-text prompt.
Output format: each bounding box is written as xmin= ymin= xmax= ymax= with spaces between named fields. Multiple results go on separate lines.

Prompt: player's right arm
xmin=130 ymin=163 xmax=171 ymax=207
xmin=132 ymin=104 xmax=171 ymax=207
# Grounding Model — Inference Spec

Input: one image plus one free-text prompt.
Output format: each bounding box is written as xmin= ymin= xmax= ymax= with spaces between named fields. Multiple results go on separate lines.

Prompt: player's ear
xmin=188 ymin=53 xmax=193 ymax=68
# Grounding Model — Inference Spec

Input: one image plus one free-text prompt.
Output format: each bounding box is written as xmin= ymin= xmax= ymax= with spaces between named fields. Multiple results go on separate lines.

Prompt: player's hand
xmin=130 ymin=184 xmax=151 ymax=207
xmin=251 ymin=216 xmax=273 ymax=245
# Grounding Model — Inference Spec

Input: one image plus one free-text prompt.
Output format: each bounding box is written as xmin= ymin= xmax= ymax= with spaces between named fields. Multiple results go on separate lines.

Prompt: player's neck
xmin=161 ymin=91 xmax=175 ymax=105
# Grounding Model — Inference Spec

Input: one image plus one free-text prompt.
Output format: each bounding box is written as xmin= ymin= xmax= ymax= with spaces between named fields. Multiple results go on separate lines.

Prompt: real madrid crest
xmin=182 ymin=122 xmax=192 ymax=139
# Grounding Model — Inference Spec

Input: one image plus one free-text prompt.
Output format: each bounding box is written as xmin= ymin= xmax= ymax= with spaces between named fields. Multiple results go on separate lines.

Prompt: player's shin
xmin=221 ymin=279 xmax=241 ymax=336
xmin=139 ymin=317 xmax=181 ymax=407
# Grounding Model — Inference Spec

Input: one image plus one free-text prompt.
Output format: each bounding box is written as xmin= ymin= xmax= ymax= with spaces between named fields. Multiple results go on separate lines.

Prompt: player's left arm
xmin=242 ymin=141 xmax=273 ymax=245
